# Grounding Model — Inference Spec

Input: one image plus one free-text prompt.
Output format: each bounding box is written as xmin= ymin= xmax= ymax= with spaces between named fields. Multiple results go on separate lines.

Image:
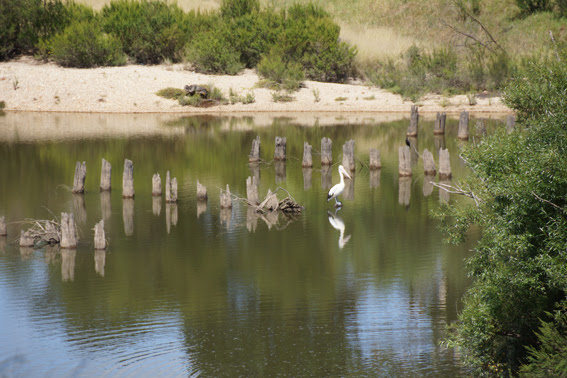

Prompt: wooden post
xmin=0 ymin=216 xmax=6 ymax=236
xmin=100 ymin=158 xmax=111 ymax=191
xmin=171 ymin=177 xmax=178 ymax=203
xmin=60 ymin=212 xmax=77 ymax=249
xmin=303 ymin=167 xmax=312 ymax=190
xmin=72 ymin=161 xmax=86 ymax=194
xmin=399 ymin=177 xmax=411 ymax=206
xmin=321 ymin=137 xmax=332 ymax=165
xmin=95 ymin=250 xmax=106 ymax=277
xmin=342 ymin=139 xmax=355 ymax=172
xmin=321 ymin=165 xmax=332 ymax=190
xmin=439 ymin=148 xmax=452 ymax=179
xmin=434 ymin=112 xmax=446 ymax=135
xmin=507 ymin=114 xmax=516 ymax=134
xmin=94 ymin=220 xmax=106 ymax=250
xmin=152 ymin=195 xmax=161 ymax=216
xmin=197 ymin=180 xmax=208 ymax=200
xmin=19 ymin=230 xmax=34 ymax=247
xmin=123 ymin=198 xmax=134 ymax=236
xmin=220 ymin=184 xmax=232 ymax=209
xmin=249 ymin=136 xmax=261 ymax=162
xmin=274 ymin=136 xmax=286 ymax=161
xmin=165 ymin=171 xmax=177 ymax=203
xmin=302 ymin=142 xmax=313 ymax=167
xmin=458 ymin=111 xmax=469 ymax=140
xmin=369 ymin=148 xmax=381 ymax=169
xmin=152 ymin=173 xmax=161 ymax=196
xmin=398 ymin=145 xmax=412 ymax=176
xmin=370 ymin=169 xmax=380 ymax=188
xmin=246 ymin=176 xmax=259 ymax=205
xmin=407 ymin=105 xmax=419 ymax=136
xmin=423 ymin=149 xmax=436 ymax=175
xmin=100 ymin=191 xmax=111 ymax=220
xmin=122 ymin=159 xmax=135 ymax=198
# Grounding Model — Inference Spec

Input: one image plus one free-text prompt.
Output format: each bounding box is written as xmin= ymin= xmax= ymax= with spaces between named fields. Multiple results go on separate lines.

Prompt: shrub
xmin=515 ymin=0 xmax=550 ymax=13
xmin=220 ymin=0 xmax=260 ymax=19
xmin=49 ymin=20 xmax=126 ymax=68
xmin=186 ymin=28 xmax=244 ymax=74
xmin=156 ymin=87 xmax=186 ymax=100
xmin=257 ymin=49 xmax=304 ymax=91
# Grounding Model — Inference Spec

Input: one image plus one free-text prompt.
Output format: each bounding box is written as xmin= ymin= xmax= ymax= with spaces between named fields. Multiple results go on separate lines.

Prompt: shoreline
xmin=0 ymin=57 xmax=512 ymax=115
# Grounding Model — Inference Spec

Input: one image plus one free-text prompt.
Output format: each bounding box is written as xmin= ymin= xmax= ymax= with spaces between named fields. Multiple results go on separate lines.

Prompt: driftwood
xmin=407 ymin=105 xmax=419 ymax=136
xmin=398 ymin=145 xmax=412 ymax=176
xmin=434 ymin=112 xmax=446 ymax=135
xmin=152 ymin=173 xmax=161 ymax=196
xmin=197 ymin=180 xmax=208 ymax=200
xmin=423 ymin=148 xmax=436 ymax=176
xmin=122 ymin=159 xmax=135 ymax=198
xmin=458 ymin=111 xmax=469 ymax=140
xmin=0 ymin=216 xmax=6 ymax=236
xmin=249 ymin=136 xmax=261 ymax=162
xmin=274 ymin=136 xmax=287 ymax=161
xmin=321 ymin=137 xmax=332 ymax=165
xmin=94 ymin=219 xmax=106 ymax=250
xmin=19 ymin=230 xmax=35 ymax=247
xmin=72 ymin=161 xmax=87 ymax=194
xmin=60 ymin=212 xmax=77 ymax=249
xmin=439 ymin=148 xmax=452 ymax=179
xmin=342 ymin=139 xmax=355 ymax=172
xmin=100 ymin=158 xmax=111 ymax=191
xmin=184 ymin=84 xmax=209 ymax=98
xmin=369 ymin=148 xmax=381 ymax=169
xmin=220 ymin=184 xmax=232 ymax=209
xmin=302 ymin=142 xmax=313 ymax=167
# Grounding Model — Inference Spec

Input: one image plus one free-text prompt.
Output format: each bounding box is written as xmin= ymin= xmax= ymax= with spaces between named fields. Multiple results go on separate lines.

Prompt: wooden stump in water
xmin=302 ymin=142 xmax=313 ymax=168
xmin=399 ymin=176 xmax=411 ymax=206
xmin=60 ymin=212 xmax=77 ymax=249
xmin=423 ymin=149 xmax=436 ymax=176
xmin=19 ymin=230 xmax=34 ymax=247
xmin=275 ymin=161 xmax=286 ymax=184
xmin=249 ymin=136 xmax=261 ymax=162
xmin=434 ymin=112 xmax=446 ymax=135
xmin=274 ymin=136 xmax=286 ymax=161
xmin=72 ymin=161 xmax=87 ymax=194
xmin=507 ymin=114 xmax=516 ymax=134
xmin=197 ymin=180 xmax=208 ymax=200
xmin=439 ymin=148 xmax=452 ymax=179
xmin=122 ymin=159 xmax=135 ymax=198
xmin=123 ymin=198 xmax=134 ymax=236
xmin=321 ymin=137 xmax=332 ymax=166
xmin=165 ymin=171 xmax=177 ymax=203
xmin=100 ymin=191 xmax=111 ymax=220
xmin=303 ymin=168 xmax=312 ymax=190
xmin=94 ymin=219 xmax=106 ymax=250
xmin=369 ymin=148 xmax=381 ymax=170
xmin=95 ymin=250 xmax=106 ymax=277
xmin=342 ymin=139 xmax=355 ymax=172
xmin=152 ymin=173 xmax=161 ymax=196
xmin=321 ymin=165 xmax=332 ymax=190
xmin=259 ymin=189 xmax=279 ymax=212
xmin=398 ymin=145 xmax=412 ymax=177
xmin=407 ymin=105 xmax=419 ymax=137
xmin=220 ymin=185 xmax=232 ymax=209
xmin=100 ymin=158 xmax=111 ymax=191
xmin=458 ymin=111 xmax=469 ymax=140
xmin=0 ymin=216 xmax=6 ymax=236
xmin=246 ymin=176 xmax=259 ymax=205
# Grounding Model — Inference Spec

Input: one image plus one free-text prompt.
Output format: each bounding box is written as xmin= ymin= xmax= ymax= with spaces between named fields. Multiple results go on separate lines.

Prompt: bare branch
xmin=441 ymin=21 xmax=496 ymax=54
xmin=532 ymin=191 xmax=566 ymax=212
xmin=452 ymin=1 xmax=506 ymax=55
xmin=432 ymin=181 xmax=482 ymax=206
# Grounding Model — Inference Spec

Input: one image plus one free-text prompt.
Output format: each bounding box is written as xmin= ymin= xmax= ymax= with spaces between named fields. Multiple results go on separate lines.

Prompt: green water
xmin=0 ymin=112 xmax=501 ymax=376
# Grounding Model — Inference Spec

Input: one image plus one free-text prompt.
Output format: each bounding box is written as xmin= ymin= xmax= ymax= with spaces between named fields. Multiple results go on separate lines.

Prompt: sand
xmin=0 ymin=57 xmax=511 ymax=115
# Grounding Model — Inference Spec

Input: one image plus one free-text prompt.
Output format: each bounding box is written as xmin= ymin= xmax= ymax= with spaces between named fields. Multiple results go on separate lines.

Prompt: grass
xmin=81 ymin=0 xmax=220 ymax=11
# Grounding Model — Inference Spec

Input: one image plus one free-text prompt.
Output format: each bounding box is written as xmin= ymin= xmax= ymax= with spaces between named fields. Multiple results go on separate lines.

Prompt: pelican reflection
xmin=327 ymin=210 xmax=351 ymax=249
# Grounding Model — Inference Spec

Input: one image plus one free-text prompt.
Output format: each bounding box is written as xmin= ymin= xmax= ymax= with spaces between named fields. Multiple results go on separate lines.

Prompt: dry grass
xmin=340 ymin=24 xmax=417 ymax=60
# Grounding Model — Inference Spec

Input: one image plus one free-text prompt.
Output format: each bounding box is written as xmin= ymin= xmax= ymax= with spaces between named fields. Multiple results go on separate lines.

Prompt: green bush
xmin=220 ymin=0 xmax=260 ymax=19
xmin=49 ymin=20 xmax=126 ymax=68
xmin=186 ymin=28 xmax=244 ymax=75
xmin=257 ymin=49 xmax=304 ymax=91
xmin=101 ymin=0 xmax=190 ymax=64
xmin=156 ymin=87 xmax=186 ymax=100
xmin=515 ymin=0 xmax=550 ymax=13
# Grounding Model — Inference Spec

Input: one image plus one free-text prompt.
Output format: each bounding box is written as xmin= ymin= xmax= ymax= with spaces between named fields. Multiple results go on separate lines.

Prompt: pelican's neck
xmin=339 ymin=169 xmax=346 ymax=184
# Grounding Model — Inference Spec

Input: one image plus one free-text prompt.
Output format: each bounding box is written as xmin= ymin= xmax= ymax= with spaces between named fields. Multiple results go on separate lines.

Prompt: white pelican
xmin=327 ymin=210 xmax=351 ymax=249
xmin=327 ymin=165 xmax=351 ymax=207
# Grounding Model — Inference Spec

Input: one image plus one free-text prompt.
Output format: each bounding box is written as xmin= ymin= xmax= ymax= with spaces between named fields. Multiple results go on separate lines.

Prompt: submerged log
xmin=398 ymin=145 xmax=412 ymax=177
xmin=197 ymin=180 xmax=208 ymax=200
xmin=72 ymin=161 xmax=87 ymax=194
xmin=122 ymin=159 xmax=135 ymax=198
xmin=342 ymin=139 xmax=355 ymax=172
xmin=259 ymin=189 xmax=279 ymax=212
xmin=458 ymin=111 xmax=469 ymax=140
xmin=407 ymin=105 xmax=419 ymax=136
xmin=439 ymin=148 xmax=452 ymax=179
xmin=246 ymin=176 xmax=259 ymax=205
xmin=434 ymin=112 xmax=446 ymax=135
xmin=302 ymin=142 xmax=313 ymax=168
xmin=94 ymin=220 xmax=106 ymax=250
xmin=220 ymin=184 xmax=232 ymax=209
xmin=249 ymin=136 xmax=261 ymax=162
xmin=60 ymin=212 xmax=77 ymax=249
xmin=321 ymin=137 xmax=332 ymax=165
xmin=369 ymin=148 xmax=381 ymax=170
xmin=152 ymin=173 xmax=161 ymax=196
xmin=100 ymin=158 xmax=111 ymax=191
xmin=274 ymin=136 xmax=286 ymax=161
xmin=0 ymin=216 xmax=6 ymax=236
xmin=423 ymin=148 xmax=436 ymax=176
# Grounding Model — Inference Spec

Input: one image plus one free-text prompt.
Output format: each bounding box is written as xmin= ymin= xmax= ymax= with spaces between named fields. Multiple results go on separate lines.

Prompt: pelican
xmin=327 ymin=165 xmax=351 ymax=207
xmin=327 ymin=210 xmax=351 ymax=249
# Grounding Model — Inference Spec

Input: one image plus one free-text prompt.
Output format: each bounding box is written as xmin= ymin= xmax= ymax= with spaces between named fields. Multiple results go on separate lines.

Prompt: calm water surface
xmin=0 ymin=112 xmax=502 ymax=377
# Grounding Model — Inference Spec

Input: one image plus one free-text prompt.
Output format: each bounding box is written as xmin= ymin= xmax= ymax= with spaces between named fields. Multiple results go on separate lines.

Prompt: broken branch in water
xmin=431 ymin=181 xmax=481 ymax=206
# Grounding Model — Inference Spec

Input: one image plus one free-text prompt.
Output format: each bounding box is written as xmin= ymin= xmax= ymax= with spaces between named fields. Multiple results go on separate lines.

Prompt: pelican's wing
xmin=327 ymin=183 xmax=339 ymax=201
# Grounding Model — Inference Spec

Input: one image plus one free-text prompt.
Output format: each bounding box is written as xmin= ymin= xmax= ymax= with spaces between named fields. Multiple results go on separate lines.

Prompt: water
xmin=0 ymin=112 xmax=501 ymax=376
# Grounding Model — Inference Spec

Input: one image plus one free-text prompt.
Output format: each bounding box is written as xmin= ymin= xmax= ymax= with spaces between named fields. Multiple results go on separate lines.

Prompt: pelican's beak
xmin=344 ymin=170 xmax=352 ymax=180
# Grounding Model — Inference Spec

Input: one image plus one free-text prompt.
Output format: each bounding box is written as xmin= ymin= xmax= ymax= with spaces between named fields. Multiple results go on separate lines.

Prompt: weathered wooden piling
xmin=398 ymin=145 xmax=412 ymax=177
xmin=197 ymin=180 xmax=208 ymax=200
xmin=274 ymin=136 xmax=286 ymax=161
xmin=152 ymin=196 xmax=161 ymax=216
xmin=303 ymin=168 xmax=312 ymax=190
xmin=321 ymin=165 xmax=332 ymax=190
xmin=197 ymin=200 xmax=207 ymax=218
xmin=100 ymin=158 xmax=111 ymax=191
xmin=0 ymin=216 xmax=6 ymax=236
xmin=152 ymin=173 xmax=161 ymax=196
xmin=434 ymin=112 xmax=446 ymax=135
xmin=458 ymin=111 xmax=469 ymax=140
xmin=249 ymin=136 xmax=261 ymax=162
xmin=122 ymin=159 xmax=135 ymax=198
xmin=95 ymin=250 xmax=106 ymax=277
xmin=60 ymin=212 xmax=77 ymax=249
xmin=165 ymin=171 xmax=177 ymax=203
xmin=302 ymin=142 xmax=313 ymax=168
xmin=220 ymin=185 xmax=232 ymax=209
xmin=19 ymin=230 xmax=34 ymax=247
xmin=507 ymin=114 xmax=516 ymax=134
xmin=369 ymin=148 xmax=381 ymax=169
xmin=399 ymin=177 xmax=411 ymax=206
xmin=72 ymin=194 xmax=87 ymax=224
xmin=370 ymin=169 xmax=380 ymax=188
xmin=342 ymin=139 xmax=355 ymax=172
xmin=423 ymin=149 xmax=436 ymax=176
xmin=423 ymin=177 xmax=434 ymax=197
xmin=407 ymin=105 xmax=419 ymax=137
xmin=123 ymin=198 xmax=134 ymax=236
xmin=100 ymin=191 xmax=111 ymax=220
xmin=72 ymin=161 xmax=87 ymax=194
xmin=275 ymin=161 xmax=286 ymax=184
xmin=434 ymin=134 xmax=446 ymax=152
xmin=439 ymin=148 xmax=452 ymax=179
xmin=166 ymin=203 xmax=178 ymax=234
xmin=321 ymin=137 xmax=332 ymax=165
xmin=94 ymin=219 xmax=106 ymax=250
xmin=246 ymin=176 xmax=259 ymax=205
xmin=61 ymin=249 xmax=76 ymax=281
